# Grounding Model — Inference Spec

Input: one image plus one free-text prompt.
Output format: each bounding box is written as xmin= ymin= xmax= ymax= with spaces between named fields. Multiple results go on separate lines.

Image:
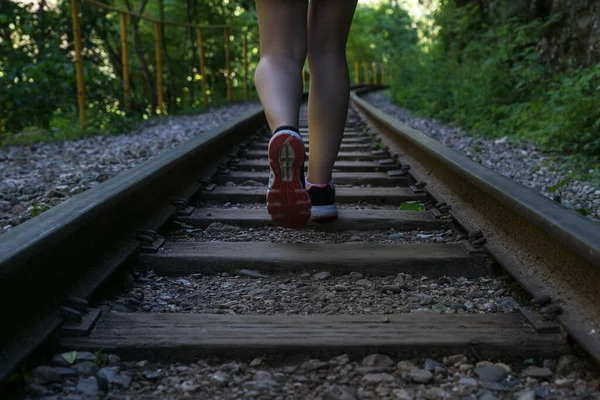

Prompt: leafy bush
xmin=391 ymin=0 xmax=600 ymax=157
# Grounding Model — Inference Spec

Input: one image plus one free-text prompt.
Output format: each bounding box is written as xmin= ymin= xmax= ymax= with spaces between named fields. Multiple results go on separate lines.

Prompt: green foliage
xmin=347 ymin=3 xmax=418 ymax=64
xmin=391 ymin=0 xmax=600 ymax=157
xmin=399 ymin=201 xmax=426 ymax=211
xmin=30 ymin=204 xmax=52 ymax=218
xmin=1 ymin=0 xmax=260 ymax=143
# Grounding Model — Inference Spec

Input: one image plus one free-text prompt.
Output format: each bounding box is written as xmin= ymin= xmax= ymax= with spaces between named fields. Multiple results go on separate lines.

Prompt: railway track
xmin=1 ymin=86 xmax=600 ymax=398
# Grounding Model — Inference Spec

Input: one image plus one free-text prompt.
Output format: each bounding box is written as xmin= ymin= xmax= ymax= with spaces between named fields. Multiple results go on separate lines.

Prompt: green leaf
xmin=432 ymin=304 xmax=447 ymax=313
xmin=399 ymin=201 xmax=425 ymax=211
xmin=61 ymin=351 xmax=77 ymax=365
xmin=548 ymin=172 xmax=577 ymax=193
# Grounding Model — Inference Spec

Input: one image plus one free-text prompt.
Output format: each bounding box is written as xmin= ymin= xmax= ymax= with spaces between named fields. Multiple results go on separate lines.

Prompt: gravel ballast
xmin=19 ymin=349 xmax=600 ymax=399
xmin=0 ymin=102 xmax=259 ymax=234
xmin=363 ymin=91 xmax=600 ymax=222
xmin=103 ymin=270 xmax=519 ymax=316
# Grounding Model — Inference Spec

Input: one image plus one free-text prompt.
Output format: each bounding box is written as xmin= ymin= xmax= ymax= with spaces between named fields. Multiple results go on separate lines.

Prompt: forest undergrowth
xmin=390 ymin=0 xmax=599 ymax=188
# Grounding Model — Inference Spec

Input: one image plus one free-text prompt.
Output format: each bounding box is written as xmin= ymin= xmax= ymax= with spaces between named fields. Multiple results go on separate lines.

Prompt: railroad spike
xmin=540 ymin=304 xmax=563 ymax=316
xmin=531 ymin=295 xmax=552 ymax=306
xmin=136 ymin=233 xmax=154 ymax=244
xmin=66 ymin=296 xmax=88 ymax=313
xmin=471 ymin=237 xmax=487 ymax=246
xmin=60 ymin=306 xmax=82 ymax=323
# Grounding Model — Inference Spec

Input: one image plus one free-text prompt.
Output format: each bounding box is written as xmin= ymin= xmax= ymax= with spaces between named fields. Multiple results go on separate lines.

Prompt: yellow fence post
xmin=120 ymin=12 xmax=131 ymax=113
xmin=372 ymin=63 xmax=377 ymax=85
xmin=197 ymin=28 xmax=208 ymax=107
xmin=224 ymin=27 xmax=232 ymax=103
xmin=362 ymin=62 xmax=369 ymax=84
xmin=154 ymin=22 xmax=164 ymax=114
xmin=71 ymin=0 xmax=87 ymax=130
xmin=354 ymin=60 xmax=359 ymax=85
xmin=243 ymin=31 xmax=249 ymax=101
xmin=381 ymin=63 xmax=385 ymax=85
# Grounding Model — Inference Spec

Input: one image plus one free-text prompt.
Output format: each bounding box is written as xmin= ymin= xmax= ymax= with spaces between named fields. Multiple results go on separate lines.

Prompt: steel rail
xmin=0 ymin=106 xmax=265 ymax=382
xmin=351 ymin=87 xmax=600 ymax=364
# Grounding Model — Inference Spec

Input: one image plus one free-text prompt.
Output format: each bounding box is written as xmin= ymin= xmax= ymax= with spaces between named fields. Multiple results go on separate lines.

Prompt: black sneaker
xmin=306 ymin=181 xmax=337 ymax=220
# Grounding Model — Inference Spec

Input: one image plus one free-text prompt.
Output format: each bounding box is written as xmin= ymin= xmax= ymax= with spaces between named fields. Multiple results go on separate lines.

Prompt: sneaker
xmin=267 ymin=128 xmax=311 ymax=229
xmin=306 ymin=180 xmax=338 ymax=221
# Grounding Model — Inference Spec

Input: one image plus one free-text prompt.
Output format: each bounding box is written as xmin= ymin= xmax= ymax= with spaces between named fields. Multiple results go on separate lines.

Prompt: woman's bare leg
xmin=254 ymin=0 xmax=308 ymax=132
xmin=306 ymin=0 xmax=358 ymax=184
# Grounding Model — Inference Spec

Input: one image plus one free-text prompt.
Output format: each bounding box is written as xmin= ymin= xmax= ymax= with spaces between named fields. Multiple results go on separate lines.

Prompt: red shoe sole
xmin=267 ymin=133 xmax=311 ymax=229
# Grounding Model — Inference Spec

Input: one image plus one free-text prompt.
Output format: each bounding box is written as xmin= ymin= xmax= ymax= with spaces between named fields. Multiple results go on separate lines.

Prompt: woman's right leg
xmin=306 ymin=0 xmax=358 ymax=219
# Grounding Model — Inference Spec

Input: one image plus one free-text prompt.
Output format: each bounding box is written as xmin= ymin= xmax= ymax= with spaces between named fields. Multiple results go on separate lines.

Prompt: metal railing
xmin=70 ymin=0 xmax=254 ymax=129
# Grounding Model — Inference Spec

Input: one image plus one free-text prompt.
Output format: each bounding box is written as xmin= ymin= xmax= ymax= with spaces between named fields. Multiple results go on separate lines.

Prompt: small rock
xmin=361 ymin=354 xmax=394 ymax=372
xmin=495 ymin=363 xmax=512 ymax=373
xmin=556 ymin=354 xmax=576 ymax=376
xmin=239 ymin=269 xmax=263 ymax=279
xmin=423 ymin=359 xmax=444 ymax=372
xmin=300 ymin=359 xmax=329 ymax=372
xmin=143 ymin=370 xmax=163 ymax=381
xmin=459 ymin=364 xmax=474 ymax=372
xmin=333 ymin=354 xmax=350 ymax=365
xmin=30 ymin=366 xmax=62 ymax=384
xmin=72 ymin=361 xmax=98 ymax=376
xmin=243 ymin=380 xmax=280 ymax=391
xmin=478 ymin=392 xmax=499 ymax=400
xmin=396 ymin=360 xmax=418 ymax=373
xmin=313 ymin=271 xmax=331 ymax=280
xmin=107 ymin=354 xmax=120 ymax=366
xmin=554 ymin=378 xmax=573 ymax=388
xmin=444 ymin=354 xmax=467 ymax=366
xmin=54 ymin=367 xmax=77 ymax=377
xmin=392 ymin=388 xmax=413 ymax=400
xmin=349 ymin=272 xmax=364 ymax=280
xmin=249 ymin=358 xmax=263 ymax=367
xmin=409 ymin=369 xmax=433 ymax=383
xmin=459 ymin=377 xmax=478 ymax=386
xmin=75 ymin=351 xmax=98 ymax=362
xmin=498 ymin=296 xmax=518 ymax=311
xmin=423 ymin=387 xmax=451 ymax=399
xmin=515 ymin=390 xmax=535 ymax=400
xmin=474 ymin=365 xmax=507 ymax=382
xmin=321 ymin=384 xmax=357 ymax=400
xmin=523 ymin=366 xmax=553 ymax=378
xmin=475 ymin=361 xmax=494 ymax=368
xmin=387 ymin=233 xmax=405 ymax=239
xmin=481 ymin=381 xmax=510 ymax=391
xmin=205 ymin=222 xmax=241 ymax=233
xmin=77 ymin=376 xmax=99 ymax=395
xmin=380 ymin=285 xmax=403 ymax=293
xmin=535 ymin=386 xmax=551 ymax=398
xmin=97 ymin=366 xmax=119 ymax=390
xmin=361 ymin=373 xmax=395 ymax=384
xmin=355 ymin=279 xmax=373 ymax=288
xmin=253 ymin=370 xmax=273 ymax=381
xmin=346 ymin=235 xmax=362 ymax=242
xmin=181 ymin=380 xmax=199 ymax=392
xmin=210 ymin=371 xmax=231 ymax=387
xmin=112 ymin=374 xmax=132 ymax=389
